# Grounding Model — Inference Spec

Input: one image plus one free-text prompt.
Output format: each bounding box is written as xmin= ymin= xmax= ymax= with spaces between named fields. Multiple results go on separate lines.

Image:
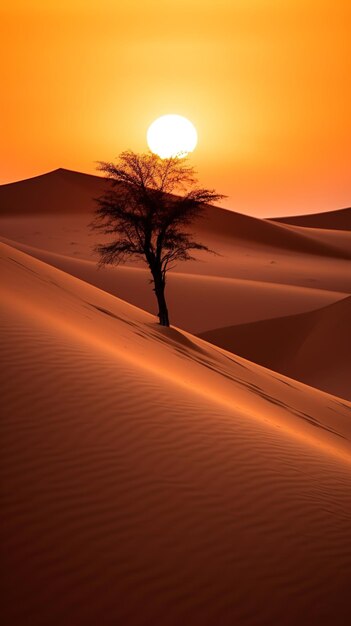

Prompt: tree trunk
xmin=153 ymin=275 xmax=170 ymax=327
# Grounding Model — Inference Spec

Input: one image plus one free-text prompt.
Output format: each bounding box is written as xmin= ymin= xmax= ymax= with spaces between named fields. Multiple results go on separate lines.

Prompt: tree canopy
xmin=92 ymin=150 xmax=224 ymax=326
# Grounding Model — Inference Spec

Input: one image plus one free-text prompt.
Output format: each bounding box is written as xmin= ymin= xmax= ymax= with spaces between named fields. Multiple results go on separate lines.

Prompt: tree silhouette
xmin=92 ymin=150 xmax=224 ymax=327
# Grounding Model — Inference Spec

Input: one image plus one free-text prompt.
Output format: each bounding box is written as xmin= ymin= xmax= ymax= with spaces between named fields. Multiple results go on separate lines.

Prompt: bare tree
xmin=92 ymin=150 xmax=224 ymax=327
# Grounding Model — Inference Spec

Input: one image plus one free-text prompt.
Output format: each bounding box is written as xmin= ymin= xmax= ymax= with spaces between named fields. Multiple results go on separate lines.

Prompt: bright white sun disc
xmin=147 ymin=114 xmax=198 ymax=158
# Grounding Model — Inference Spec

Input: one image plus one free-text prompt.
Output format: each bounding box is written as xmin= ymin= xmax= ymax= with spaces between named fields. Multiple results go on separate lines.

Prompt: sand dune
xmin=1 ymin=169 xmax=350 ymax=260
xmin=200 ymin=296 xmax=351 ymax=400
xmin=271 ymin=206 xmax=351 ymax=230
xmin=1 ymin=237 xmax=348 ymax=333
xmin=202 ymin=204 xmax=351 ymax=259
xmin=1 ymin=217 xmax=351 ymax=294
xmin=1 ymin=241 xmax=351 ymax=626
xmin=0 ymin=168 xmax=108 ymax=215
xmin=274 ymin=222 xmax=351 ymax=258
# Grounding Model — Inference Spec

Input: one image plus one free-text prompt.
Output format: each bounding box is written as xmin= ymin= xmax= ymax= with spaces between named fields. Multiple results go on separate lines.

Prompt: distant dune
xmin=1 ymin=169 xmax=350 ymax=259
xmin=0 ymin=168 xmax=109 ymax=215
xmin=199 ymin=296 xmax=351 ymax=400
xmin=1 ymin=241 xmax=351 ymax=626
xmin=271 ymin=206 xmax=351 ymax=230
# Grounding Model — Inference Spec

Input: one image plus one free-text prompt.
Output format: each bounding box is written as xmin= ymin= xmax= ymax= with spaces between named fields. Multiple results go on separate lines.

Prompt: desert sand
xmin=1 ymin=170 xmax=351 ymax=625
xmin=1 ymin=241 xmax=351 ymax=626
xmin=200 ymin=296 xmax=351 ymax=400
xmin=272 ymin=206 xmax=351 ymax=230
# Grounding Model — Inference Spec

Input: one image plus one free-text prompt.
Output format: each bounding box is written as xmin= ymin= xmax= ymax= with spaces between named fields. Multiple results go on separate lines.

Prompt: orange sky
xmin=1 ymin=1 xmax=350 ymax=216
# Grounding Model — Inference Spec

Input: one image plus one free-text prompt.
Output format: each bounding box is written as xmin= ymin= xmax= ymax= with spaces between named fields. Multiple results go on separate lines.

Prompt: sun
xmin=147 ymin=114 xmax=198 ymax=159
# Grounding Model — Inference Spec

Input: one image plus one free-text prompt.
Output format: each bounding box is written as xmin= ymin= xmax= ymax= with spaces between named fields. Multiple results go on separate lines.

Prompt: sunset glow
xmin=1 ymin=1 xmax=350 ymax=216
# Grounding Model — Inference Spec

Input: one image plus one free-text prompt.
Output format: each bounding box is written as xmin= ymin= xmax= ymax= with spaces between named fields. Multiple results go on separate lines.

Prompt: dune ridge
xmin=1 ymin=241 xmax=351 ymax=625
xmin=199 ymin=296 xmax=351 ymax=401
xmin=271 ymin=206 xmax=351 ymax=230
xmin=1 ymin=169 xmax=350 ymax=260
xmin=0 ymin=168 xmax=107 ymax=215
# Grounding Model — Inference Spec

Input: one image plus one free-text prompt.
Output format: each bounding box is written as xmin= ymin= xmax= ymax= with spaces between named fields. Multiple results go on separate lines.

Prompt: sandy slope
xmin=0 ymin=168 xmax=109 ymax=215
xmin=1 ymin=241 xmax=351 ymax=626
xmin=272 ymin=206 xmax=351 ymax=230
xmin=1 ymin=220 xmax=350 ymax=295
xmin=1 ymin=237 xmax=348 ymax=333
xmin=200 ymin=297 xmax=351 ymax=400
xmin=270 ymin=222 xmax=351 ymax=258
